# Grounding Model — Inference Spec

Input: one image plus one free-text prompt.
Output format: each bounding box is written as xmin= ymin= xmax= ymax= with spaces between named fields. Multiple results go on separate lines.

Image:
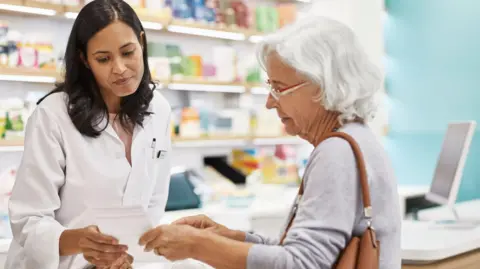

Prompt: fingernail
xmin=144 ymin=247 xmax=151 ymax=252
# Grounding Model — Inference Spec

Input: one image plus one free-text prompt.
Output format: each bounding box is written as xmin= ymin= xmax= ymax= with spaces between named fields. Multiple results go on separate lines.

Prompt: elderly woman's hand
xmin=173 ymin=215 xmax=245 ymax=241
xmin=173 ymin=215 xmax=225 ymax=233
xmin=97 ymin=253 xmax=133 ymax=269
xmin=138 ymin=225 xmax=200 ymax=261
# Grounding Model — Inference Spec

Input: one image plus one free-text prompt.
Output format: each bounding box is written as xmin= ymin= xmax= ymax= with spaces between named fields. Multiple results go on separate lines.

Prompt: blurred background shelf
xmin=0 ymin=139 xmax=24 ymax=152
xmin=0 ymin=67 xmax=60 ymax=83
xmin=0 ymin=1 xmax=267 ymax=41
xmin=0 ymin=67 xmax=269 ymax=94
xmin=0 ymin=135 xmax=305 ymax=152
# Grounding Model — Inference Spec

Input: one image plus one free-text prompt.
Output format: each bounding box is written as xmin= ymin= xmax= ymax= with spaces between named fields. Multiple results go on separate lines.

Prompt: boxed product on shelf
xmin=251 ymin=108 xmax=285 ymax=137
xmin=147 ymin=42 xmax=171 ymax=80
xmin=208 ymin=108 xmax=250 ymax=137
xmin=230 ymin=1 xmax=250 ymax=29
xmin=255 ymin=6 xmax=279 ymax=33
xmin=148 ymin=41 xmax=246 ymax=82
xmin=174 ymin=106 xmax=252 ymax=139
xmin=0 ymin=21 xmax=58 ymax=70
xmin=260 ymin=145 xmax=300 ymax=185
xmin=179 ymin=107 xmax=201 ymax=138
xmin=0 ymin=21 xmax=8 ymax=67
xmin=212 ymin=46 xmax=236 ymax=82
xmin=277 ymin=3 xmax=297 ymax=27
xmin=0 ymin=98 xmax=27 ymax=141
xmin=231 ymin=148 xmax=260 ymax=175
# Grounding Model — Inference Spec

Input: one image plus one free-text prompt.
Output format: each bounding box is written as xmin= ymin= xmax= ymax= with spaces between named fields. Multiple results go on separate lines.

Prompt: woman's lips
xmin=114 ymin=77 xmax=131 ymax=85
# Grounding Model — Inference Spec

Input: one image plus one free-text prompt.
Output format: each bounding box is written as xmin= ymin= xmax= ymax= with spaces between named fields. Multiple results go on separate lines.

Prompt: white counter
xmin=402 ymin=220 xmax=480 ymax=264
xmin=0 ymin=184 xmax=431 ymax=269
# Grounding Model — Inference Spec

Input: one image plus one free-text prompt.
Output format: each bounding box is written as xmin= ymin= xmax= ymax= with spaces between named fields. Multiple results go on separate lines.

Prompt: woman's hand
xmin=138 ymin=224 xmax=201 ymax=261
xmin=173 ymin=215 xmax=245 ymax=241
xmin=98 ymin=253 xmax=134 ymax=269
xmin=76 ymin=225 xmax=128 ymax=267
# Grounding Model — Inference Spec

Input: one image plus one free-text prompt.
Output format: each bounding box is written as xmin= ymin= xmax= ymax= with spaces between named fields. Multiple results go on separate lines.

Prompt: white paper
xmin=83 ymin=205 xmax=169 ymax=263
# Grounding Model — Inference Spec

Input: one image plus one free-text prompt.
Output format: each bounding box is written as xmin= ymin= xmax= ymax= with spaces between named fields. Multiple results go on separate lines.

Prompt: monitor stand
xmin=431 ymin=206 xmax=480 ymax=230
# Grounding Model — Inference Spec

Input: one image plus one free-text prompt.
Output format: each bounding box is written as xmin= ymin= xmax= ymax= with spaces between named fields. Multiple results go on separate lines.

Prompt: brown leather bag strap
xmin=280 ymin=132 xmax=373 ymax=245
xmin=298 ymin=132 xmax=372 ymax=214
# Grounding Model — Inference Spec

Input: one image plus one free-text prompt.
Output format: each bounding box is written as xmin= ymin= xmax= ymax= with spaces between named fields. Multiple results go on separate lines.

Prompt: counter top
xmin=3 ymin=220 xmax=479 ymax=265
xmin=402 ymin=220 xmax=480 ymax=263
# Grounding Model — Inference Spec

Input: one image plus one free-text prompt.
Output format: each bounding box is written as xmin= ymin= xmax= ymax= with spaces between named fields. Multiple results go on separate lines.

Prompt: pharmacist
xmin=4 ymin=1 xmax=172 ymax=269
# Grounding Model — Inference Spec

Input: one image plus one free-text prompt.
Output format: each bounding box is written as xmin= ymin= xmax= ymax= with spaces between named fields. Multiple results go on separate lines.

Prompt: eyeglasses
xmin=266 ymin=79 xmax=309 ymax=100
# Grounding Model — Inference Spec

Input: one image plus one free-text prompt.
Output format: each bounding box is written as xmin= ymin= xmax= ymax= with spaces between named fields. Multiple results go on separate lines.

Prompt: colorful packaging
xmin=0 ymin=21 xmax=8 ymax=66
xmin=231 ymin=1 xmax=250 ymax=28
xmin=189 ymin=55 xmax=203 ymax=77
xmin=277 ymin=3 xmax=297 ymax=27
xmin=37 ymin=41 xmax=56 ymax=70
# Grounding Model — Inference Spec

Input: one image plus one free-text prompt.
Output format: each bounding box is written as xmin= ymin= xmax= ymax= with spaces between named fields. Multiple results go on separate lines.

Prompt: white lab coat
xmin=5 ymin=91 xmax=172 ymax=269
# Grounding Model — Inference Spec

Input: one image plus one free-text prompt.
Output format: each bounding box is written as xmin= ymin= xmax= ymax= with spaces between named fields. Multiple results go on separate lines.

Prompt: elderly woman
xmin=139 ymin=16 xmax=401 ymax=269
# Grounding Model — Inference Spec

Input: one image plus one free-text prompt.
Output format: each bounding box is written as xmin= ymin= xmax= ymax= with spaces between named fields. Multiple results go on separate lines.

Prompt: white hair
xmin=256 ymin=16 xmax=382 ymax=123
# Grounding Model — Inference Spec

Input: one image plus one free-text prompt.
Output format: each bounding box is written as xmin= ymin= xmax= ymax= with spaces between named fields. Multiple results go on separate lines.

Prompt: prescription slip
xmin=78 ymin=205 xmax=167 ymax=263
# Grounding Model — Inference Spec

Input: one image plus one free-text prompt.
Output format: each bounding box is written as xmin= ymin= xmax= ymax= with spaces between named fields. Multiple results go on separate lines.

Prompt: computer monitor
xmin=425 ymin=121 xmax=476 ymax=207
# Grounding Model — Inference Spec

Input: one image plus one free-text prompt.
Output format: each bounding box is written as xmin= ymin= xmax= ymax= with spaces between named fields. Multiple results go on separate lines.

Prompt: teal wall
xmin=384 ymin=0 xmax=480 ymax=201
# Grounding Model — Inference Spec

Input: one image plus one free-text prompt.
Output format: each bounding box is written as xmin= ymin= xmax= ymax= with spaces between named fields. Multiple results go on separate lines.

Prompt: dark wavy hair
xmin=38 ymin=0 xmax=154 ymax=137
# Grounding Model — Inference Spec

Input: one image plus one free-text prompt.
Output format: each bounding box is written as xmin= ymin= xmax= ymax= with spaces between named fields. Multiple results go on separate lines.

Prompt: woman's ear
xmin=140 ymin=31 xmax=145 ymax=50
xmin=79 ymin=52 xmax=90 ymax=69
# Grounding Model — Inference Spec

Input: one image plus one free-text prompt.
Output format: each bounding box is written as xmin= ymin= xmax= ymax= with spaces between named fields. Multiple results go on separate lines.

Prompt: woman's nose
xmin=265 ymin=94 xmax=277 ymax=109
xmin=112 ymin=59 xmax=127 ymax=74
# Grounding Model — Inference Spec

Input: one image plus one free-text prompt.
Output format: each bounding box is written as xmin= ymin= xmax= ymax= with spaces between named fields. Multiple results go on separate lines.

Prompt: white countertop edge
xmin=402 ymin=238 xmax=480 ymax=262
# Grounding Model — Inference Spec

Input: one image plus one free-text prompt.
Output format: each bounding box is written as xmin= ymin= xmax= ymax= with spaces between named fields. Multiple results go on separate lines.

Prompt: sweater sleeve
xmin=246 ymin=138 xmax=360 ymax=269
xmin=245 ymin=232 xmax=279 ymax=245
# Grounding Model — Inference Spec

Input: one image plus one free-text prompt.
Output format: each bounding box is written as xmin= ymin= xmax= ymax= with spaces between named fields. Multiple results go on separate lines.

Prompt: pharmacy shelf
xmin=249 ymin=83 xmax=270 ymax=95
xmin=0 ymin=136 xmax=302 ymax=152
xmin=0 ymin=67 xmax=263 ymax=93
xmin=172 ymin=135 xmax=305 ymax=148
xmin=167 ymin=19 xmax=251 ymax=41
xmin=253 ymin=136 xmax=306 ymax=146
xmin=167 ymin=78 xmax=247 ymax=93
xmin=0 ymin=139 xmax=24 ymax=152
xmin=0 ymin=1 xmax=266 ymax=41
xmin=0 ymin=67 xmax=61 ymax=83
xmin=172 ymin=136 xmax=248 ymax=148
xmin=0 ymin=0 xmax=59 ymax=16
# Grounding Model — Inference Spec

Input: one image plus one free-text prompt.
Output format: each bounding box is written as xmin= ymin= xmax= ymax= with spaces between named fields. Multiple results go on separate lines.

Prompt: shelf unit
xmin=0 ymin=135 xmax=305 ymax=152
xmin=0 ymin=1 xmax=267 ymax=42
xmin=0 ymin=0 xmax=308 ymax=163
xmin=0 ymin=139 xmax=24 ymax=152
xmin=0 ymin=67 xmax=268 ymax=94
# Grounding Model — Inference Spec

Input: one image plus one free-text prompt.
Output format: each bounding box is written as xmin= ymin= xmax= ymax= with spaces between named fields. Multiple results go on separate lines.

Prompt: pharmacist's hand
xmin=173 ymin=215 xmax=244 ymax=241
xmin=79 ymin=225 xmax=129 ymax=267
xmin=98 ymin=253 xmax=134 ymax=269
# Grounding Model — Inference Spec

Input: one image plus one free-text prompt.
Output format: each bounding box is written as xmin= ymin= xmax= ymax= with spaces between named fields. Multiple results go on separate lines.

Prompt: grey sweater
xmin=245 ymin=123 xmax=401 ymax=269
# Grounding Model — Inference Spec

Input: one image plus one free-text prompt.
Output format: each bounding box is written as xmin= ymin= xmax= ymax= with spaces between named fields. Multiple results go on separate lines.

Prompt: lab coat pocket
xmin=145 ymin=145 xmax=169 ymax=183
xmin=143 ymin=145 xmax=169 ymax=204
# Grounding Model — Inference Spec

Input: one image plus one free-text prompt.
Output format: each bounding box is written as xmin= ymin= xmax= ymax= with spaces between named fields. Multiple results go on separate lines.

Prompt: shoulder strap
xmin=305 ymin=132 xmax=372 ymax=219
xmin=279 ymin=131 xmax=373 ymax=245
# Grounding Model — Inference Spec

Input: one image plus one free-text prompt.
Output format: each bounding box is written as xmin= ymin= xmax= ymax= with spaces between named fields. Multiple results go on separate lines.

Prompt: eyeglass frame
xmin=266 ymin=79 xmax=310 ymax=100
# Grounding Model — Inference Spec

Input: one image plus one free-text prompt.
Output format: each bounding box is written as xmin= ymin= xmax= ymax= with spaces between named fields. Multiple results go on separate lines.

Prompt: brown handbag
xmin=279 ymin=132 xmax=380 ymax=269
